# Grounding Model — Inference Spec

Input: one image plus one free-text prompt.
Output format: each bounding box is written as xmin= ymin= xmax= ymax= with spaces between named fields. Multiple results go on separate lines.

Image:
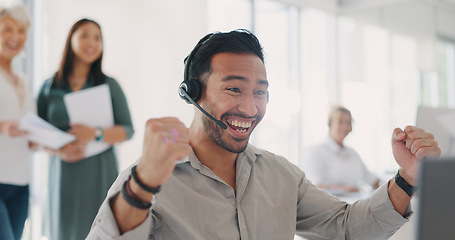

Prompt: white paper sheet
xmin=64 ymin=84 xmax=114 ymax=157
xmin=19 ymin=112 xmax=76 ymax=150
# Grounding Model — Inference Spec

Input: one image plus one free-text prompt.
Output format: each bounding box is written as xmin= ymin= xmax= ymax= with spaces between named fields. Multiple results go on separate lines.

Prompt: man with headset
xmin=87 ymin=29 xmax=440 ymax=239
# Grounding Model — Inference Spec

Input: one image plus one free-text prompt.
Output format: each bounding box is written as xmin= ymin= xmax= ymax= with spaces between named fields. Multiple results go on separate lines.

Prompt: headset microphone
xmin=179 ymin=86 xmax=228 ymax=130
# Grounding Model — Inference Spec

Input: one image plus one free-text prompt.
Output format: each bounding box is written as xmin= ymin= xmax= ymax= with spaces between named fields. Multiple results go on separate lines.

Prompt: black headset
xmin=177 ymin=32 xmax=267 ymax=130
xmin=177 ymin=34 xmax=228 ymax=130
xmin=178 ymin=32 xmax=269 ymax=104
xmin=178 ymin=35 xmax=211 ymax=104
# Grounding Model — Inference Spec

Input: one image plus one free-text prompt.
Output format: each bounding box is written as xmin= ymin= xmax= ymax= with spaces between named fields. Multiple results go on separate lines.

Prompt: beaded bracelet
xmin=131 ymin=165 xmax=161 ymax=194
xmin=121 ymin=178 xmax=152 ymax=209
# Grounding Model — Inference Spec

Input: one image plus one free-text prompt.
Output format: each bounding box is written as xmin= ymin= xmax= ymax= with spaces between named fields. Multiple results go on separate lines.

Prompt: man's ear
xmin=267 ymin=91 xmax=269 ymax=103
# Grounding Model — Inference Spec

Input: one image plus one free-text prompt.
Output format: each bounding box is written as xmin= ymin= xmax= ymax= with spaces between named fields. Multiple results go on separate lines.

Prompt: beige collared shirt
xmin=87 ymin=144 xmax=410 ymax=240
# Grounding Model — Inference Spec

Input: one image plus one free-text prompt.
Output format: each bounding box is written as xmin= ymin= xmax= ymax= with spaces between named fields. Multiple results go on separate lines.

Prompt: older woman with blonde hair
xmin=0 ymin=2 xmax=34 ymax=240
xmin=304 ymin=106 xmax=380 ymax=195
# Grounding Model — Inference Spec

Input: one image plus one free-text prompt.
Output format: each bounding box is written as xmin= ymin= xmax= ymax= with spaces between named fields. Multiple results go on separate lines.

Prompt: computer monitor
xmin=415 ymin=158 xmax=455 ymax=240
xmin=416 ymin=105 xmax=455 ymax=156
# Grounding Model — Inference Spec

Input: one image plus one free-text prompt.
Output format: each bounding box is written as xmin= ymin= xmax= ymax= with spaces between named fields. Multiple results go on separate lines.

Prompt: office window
xmin=338 ymin=16 xmax=420 ymax=173
xmin=208 ymin=0 xmax=429 ymax=176
xmin=252 ymin=0 xmax=301 ymax=164
xmin=419 ymin=39 xmax=455 ymax=108
xmin=298 ymin=8 xmax=336 ymax=152
xmin=433 ymin=38 xmax=455 ymax=108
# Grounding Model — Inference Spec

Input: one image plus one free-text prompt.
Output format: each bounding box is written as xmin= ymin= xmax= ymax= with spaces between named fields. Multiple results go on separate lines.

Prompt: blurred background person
xmin=37 ymin=18 xmax=134 ymax=240
xmin=303 ymin=106 xmax=380 ymax=195
xmin=0 ymin=3 xmax=34 ymax=240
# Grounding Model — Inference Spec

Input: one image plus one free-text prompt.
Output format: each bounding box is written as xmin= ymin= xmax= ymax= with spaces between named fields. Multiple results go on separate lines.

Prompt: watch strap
xmin=95 ymin=127 xmax=104 ymax=141
xmin=395 ymin=170 xmax=418 ymax=197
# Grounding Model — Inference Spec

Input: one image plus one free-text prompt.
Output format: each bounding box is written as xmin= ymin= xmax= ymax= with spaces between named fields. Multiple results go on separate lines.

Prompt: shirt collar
xmin=176 ymin=144 xmax=263 ymax=168
xmin=324 ymin=135 xmax=343 ymax=153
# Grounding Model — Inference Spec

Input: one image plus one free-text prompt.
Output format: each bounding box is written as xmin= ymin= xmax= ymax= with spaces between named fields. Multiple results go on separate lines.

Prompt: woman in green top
xmin=37 ymin=18 xmax=134 ymax=240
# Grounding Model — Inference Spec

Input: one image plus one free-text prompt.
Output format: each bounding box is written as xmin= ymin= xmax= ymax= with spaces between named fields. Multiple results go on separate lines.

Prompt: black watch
xmin=395 ymin=170 xmax=418 ymax=197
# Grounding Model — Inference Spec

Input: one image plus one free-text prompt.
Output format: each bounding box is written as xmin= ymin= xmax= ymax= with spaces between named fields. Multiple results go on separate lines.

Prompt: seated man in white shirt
xmin=86 ymin=29 xmax=441 ymax=240
xmin=304 ymin=106 xmax=380 ymax=194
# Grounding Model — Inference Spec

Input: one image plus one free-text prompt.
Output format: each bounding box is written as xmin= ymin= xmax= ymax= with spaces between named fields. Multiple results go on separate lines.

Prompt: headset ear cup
xmin=179 ymin=79 xmax=202 ymax=104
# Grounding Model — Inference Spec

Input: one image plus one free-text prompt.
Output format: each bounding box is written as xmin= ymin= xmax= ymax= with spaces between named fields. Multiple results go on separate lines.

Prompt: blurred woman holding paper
xmin=37 ymin=18 xmax=134 ymax=240
xmin=0 ymin=3 xmax=34 ymax=240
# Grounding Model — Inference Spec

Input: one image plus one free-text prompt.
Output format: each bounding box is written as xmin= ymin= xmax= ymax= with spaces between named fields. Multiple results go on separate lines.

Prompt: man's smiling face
xmin=199 ymin=52 xmax=268 ymax=153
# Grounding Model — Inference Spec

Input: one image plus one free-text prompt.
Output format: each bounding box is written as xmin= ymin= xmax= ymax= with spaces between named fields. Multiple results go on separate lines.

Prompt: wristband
xmin=121 ymin=178 xmax=152 ymax=209
xmin=395 ymin=170 xmax=418 ymax=197
xmin=131 ymin=165 xmax=161 ymax=194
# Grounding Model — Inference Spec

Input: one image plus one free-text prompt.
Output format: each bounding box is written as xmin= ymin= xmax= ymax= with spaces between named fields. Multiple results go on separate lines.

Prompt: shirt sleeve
xmin=106 ymin=78 xmax=134 ymax=140
xmin=86 ymin=165 xmax=154 ymax=240
xmin=296 ymin=175 xmax=411 ymax=239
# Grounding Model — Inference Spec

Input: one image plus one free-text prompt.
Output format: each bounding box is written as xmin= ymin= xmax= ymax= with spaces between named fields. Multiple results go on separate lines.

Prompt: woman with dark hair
xmin=37 ymin=18 xmax=134 ymax=240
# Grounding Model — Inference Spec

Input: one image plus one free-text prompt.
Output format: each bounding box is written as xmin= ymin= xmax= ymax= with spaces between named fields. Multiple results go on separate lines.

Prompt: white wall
xmin=42 ymin=0 xmax=207 ymax=170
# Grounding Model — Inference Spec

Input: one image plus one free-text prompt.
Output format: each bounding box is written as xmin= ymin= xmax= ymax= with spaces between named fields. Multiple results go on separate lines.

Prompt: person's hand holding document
xmin=19 ymin=112 xmax=76 ymax=150
xmin=64 ymin=84 xmax=114 ymax=158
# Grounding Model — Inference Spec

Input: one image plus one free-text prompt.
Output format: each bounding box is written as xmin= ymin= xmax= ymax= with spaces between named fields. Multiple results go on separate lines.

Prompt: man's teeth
xmin=227 ymin=119 xmax=252 ymax=129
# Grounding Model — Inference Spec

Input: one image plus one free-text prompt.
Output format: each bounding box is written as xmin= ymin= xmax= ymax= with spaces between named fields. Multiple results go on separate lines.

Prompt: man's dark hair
xmin=185 ymin=29 xmax=264 ymax=87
